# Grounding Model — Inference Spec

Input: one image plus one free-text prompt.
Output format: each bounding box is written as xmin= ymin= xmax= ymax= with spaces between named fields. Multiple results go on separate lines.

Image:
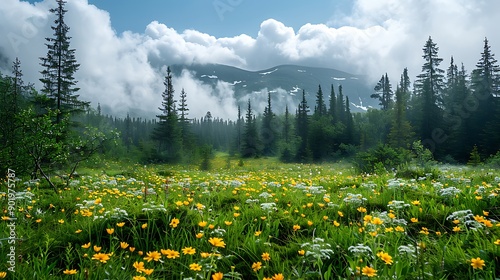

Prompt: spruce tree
xmin=328 ymin=84 xmax=337 ymax=122
xmin=242 ymin=99 xmax=259 ymax=158
xmin=152 ymin=67 xmax=182 ymax=162
xmin=261 ymin=91 xmax=276 ymax=156
xmin=39 ymin=0 xmax=88 ymax=124
xmin=295 ymin=90 xmax=311 ymax=162
xmin=314 ymin=84 xmax=327 ymax=117
xmin=414 ymin=36 xmax=445 ymax=150
xmin=388 ymin=86 xmax=414 ymax=148
xmin=371 ymin=73 xmax=393 ymax=110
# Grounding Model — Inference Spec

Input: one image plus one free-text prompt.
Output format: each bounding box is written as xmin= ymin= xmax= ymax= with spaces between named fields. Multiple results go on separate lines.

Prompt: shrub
xmin=354 ymin=144 xmax=410 ymax=173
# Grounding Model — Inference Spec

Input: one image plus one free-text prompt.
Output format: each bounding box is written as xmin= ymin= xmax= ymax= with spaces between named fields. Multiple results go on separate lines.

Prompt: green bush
xmin=354 ymin=144 xmax=411 ymax=173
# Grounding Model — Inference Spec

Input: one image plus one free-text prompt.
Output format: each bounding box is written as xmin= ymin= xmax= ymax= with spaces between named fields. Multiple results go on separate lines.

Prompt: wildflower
xmin=225 ymin=221 xmax=233 ymax=226
xmin=388 ymin=213 xmax=396 ymax=219
xmin=132 ymin=276 xmax=146 ymax=280
xmin=395 ymin=226 xmax=405 ymax=232
xmin=307 ymin=220 xmax=313 ymax=226
xmin=470 ymin=257 xmax=485 ymax=270
xmin=133 ymin=261 xmax=145 ymax=272
xmin=141 ymin=223 xmax=147 ymax=229
xmin=385 ymin=227 xmax=394 ymax=233
xmin=0 ymin=272 xmax=6 ymax=278
xmin=357 ymin=207 xmax=367 ymax=213
xmin=106 ymin=228 xmax=114 ymax=234
xmin=338 ymin=211 xmax=344 ymax=217
xmin=361 ymin=266 xmax=377 ymax=277
xmin=234 ymin=206 xmax=240 ymax=211
xmin=161 ymin=249 xmax=180 ymax=259
xmin=293 ymin=224 xmax=301 ymax=231
xmin=411 ymin=200 xmax=421 ymax=206
xmin=298 ymin=249 xmax=305 ymax=256
xmin=58 ymin=219 xmax=65 ymax=224
xmin=182 ymin=247 xmax=196 ymax=255
xmin=377 ymin=251 xmax=393 ymax=265
xmin=234 ymin=212 xmax=241 ymax=217
xmin=169 ymin=217 xmax=180 ymax=228
xmin=494 ymin=239 xmax=500 ymax=245
xmin=255 ymin=231 xmax=262 ymax=236
xmin=196 ymin=232 xmax=204 ymax=238
xmin=209 ymin=237 xmax=226 ymax=248
xmin=189 ymin=263 xmax=202 ymax=271
xmin=371 ymin=217 xmax=383 ymax=225
xmin=272 ymin=273 xmax=285 ymax=280
xmin=63 ymin=269 xmax=77 ymax=275
xmin=92 ymin=253 xmax=110 ymax=263
xmin=199 ymin=221 xmax=208 ymax=227
xmin=252 ymin=261 xmax=262 ymax=272
xmin=142 ymin=268 xmax=154 ymax=275
xmin=116 ymin=222 xmax=125 ymax=227
xmin=36 ymin=219 xmax=42 ymax=223
xmin=411 ymin=218 xmax=418 ymax=223
xmin=93 ymin=245 xmax=101 ymax=252
xmin=212 ymin=272 xmax=224 ymax=280
xmin=333 ymin=220 xmax=340 ymax=227
xmin=75 ymin=229 xmax=82 ymax=234
xmin=120 ymin=242 xmax=129 ymax=249
xmin=129 ymin=247 xmax=136 ymax=252
xmin=453 ymin=226 xmax=461 ymax=232
xmin=262 ymin=252 xmax=271 ymax=261
xmin=144 ymin=251 xmax=162 ymax=262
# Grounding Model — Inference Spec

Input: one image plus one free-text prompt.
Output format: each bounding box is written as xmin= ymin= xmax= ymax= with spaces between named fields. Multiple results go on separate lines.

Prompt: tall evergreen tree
xmin=242 ymin=99 xmax=259 ymax=158
xmin=413 ymin=36 xmax=445 ymax=150
xmin=371 ymin=73 xmax=393 ymax=110
xmin=336 ymin=85 xmax=345 ymax=123
xmin=314 ymin=84 xmax=327 ymax=117
xmin=328 ymin=84 xmax=337 ymax=122
xmin=388 ymin=86 xmax=414 ymax=148
xmin=261 ymin=92 xmax=277 ymax=156
xmin=295 ymin=90 xmax=311 ymax=162
xmin=39 ymin=0 xmax=88 ymax=124
xmin=344 ymin=96 xmax=354 ymax=144
xmin=178 ymin=88 xmax=193 ymax=148
xmin=152 ymin=67 xmax=182 ymax=162
xmin=470 ymin=38 xmax=500 ymax=155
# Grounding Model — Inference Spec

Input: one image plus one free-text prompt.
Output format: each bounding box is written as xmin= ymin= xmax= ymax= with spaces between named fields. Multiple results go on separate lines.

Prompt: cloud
xmin=0 ymin=0 xmax=499 ymax=120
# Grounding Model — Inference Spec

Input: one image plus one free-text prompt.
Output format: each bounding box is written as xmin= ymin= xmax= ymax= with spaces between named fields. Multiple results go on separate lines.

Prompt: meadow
xmin=1 ymin=156 xmax=499 ymax=279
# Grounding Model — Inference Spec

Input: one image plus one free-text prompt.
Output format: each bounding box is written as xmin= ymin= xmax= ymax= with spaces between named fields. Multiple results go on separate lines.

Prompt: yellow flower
xmin=106 ymin=228 xmax=114 ymax=234
xmin=411 ymin=218 xmax=418 ymax=223
xmin=161 ymin=249 xmax=180 ymax=259
xmin=453 ymin=226 xmax=461 ymax=232
xmin=198 ymin=221 xmax=208 ymax=227
xmin=141 ymin=223 xmax=147 ymax=229
xmin=133 ymin=261 xmax=145 ymax=272
xmin=132 ymin=276 xmax=146 ymax=280
xmin=129 ymin=247 xmax=136 ymax=252
xmin=212 ymin=272 xmax=224 ymax=280
xmin=142 ymin=268 xmax=154 ymax=275
xmin=371 ymin=217 xmax=383 ymax=225
xmin=255 ymin=231 xmax=262 ymax=236
xmin=233 ymin=212 xmax=241 ymax=218
xmin=377 ymin=251 xmax=393 ymax=265
xmin=116 ymin=222 xmax=125 ymax=227
xmin=234 ymin=206 xmax=240 ymax=211
xmin=471 ymin=257 xmax=485 ymax=270
xmin=120 ymin=242 xmax=129 ymax=249
xmin=0 ymin=272 xmax=6 ymax=278
xmin=94 ymin=198 xmax=102 ymax=204
xmin=189 ymin=263 xmax=202 ymax=271
xmin=93 ymin=245 xmax=101 ymax=252
xmin=252 ymin=261 xmax=262 ymax=272
xmin=333 ymin=220 xmax=340 ymax=227
xmin=92 ymin=253 xmax=110 ymax=263
xmin=81 ymin=242 xmax=91 ymax=249
xmin=411 ymin=200 xmax=421 ymax=206
xmin=338 ymin=211 xmax=344 ymax=217
xmin=293 ymin=224 xmax=301 ymax=231
xmin=196 ymin=232 xmax=204 ymax=238
xmin=224 ymin=221 xmax=233 ymax=226
xmin=182 ymin=247 xmax=196 ymax=255
xmin=169 ymin=217 xmax=180 ymax=228
xmin=36 ymin=219 xmax=42 ymax=223
xmin=357 ymin=207 xmax=367 ymax=213
xmin=395 ymin=226 xmax=405 ymax=232
xmin=262 ymin=252 xmax=271 ymax=261
xmin=272 ymin=273 xmax=285 ymax=280
xmin=362 ymin=266 xmax=377 ymax=277
xmin=144 ymin=251 xmax=162 ymax=262
xmin=75 ymin=229 xmax=82 ymax=234
xmin=298 ymin=249 xmax=305 ymax=256
xmin=209 ymin=237 xmax=226 ymax=248
xmin=388 ymin=213 xmax=396 ymax=219
xmin=58 ymin=219 xmax=65 ymax=224
xmin=63 ymin=269 xmax=77 ymax=275
xmin=494 ymin=239 xmax=500 ymax=245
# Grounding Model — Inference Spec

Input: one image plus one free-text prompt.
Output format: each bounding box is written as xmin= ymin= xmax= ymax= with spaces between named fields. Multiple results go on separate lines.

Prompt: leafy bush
xmin=486 ymin=150 xmax=500 ymax=168
xmin=354 ymin=144 xmax=411 ymax=173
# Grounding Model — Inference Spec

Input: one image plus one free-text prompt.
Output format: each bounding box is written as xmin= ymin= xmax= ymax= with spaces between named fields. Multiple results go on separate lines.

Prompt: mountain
xmin=170 ymin=63 xmax=376 ymax=113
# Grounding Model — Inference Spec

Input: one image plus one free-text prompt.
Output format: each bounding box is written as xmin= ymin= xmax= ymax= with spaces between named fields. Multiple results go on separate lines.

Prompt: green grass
xmin=1 ymin=157 xmax=499 ymax=279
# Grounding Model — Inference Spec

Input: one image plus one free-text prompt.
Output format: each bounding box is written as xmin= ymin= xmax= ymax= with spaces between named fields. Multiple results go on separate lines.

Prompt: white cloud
xmin=0 ymin=0 xmax=499 ymax=119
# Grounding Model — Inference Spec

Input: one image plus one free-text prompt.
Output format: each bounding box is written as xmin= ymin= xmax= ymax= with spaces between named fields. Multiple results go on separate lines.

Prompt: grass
xmin=1 ymin=156 xmax=499 ymax=279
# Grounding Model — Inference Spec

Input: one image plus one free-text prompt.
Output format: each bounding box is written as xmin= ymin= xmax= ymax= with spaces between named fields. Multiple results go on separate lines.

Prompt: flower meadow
xmin=1 ymin=159 xmax=499 ymax=279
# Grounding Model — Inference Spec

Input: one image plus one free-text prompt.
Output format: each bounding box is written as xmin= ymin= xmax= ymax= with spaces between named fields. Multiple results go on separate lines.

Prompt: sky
xmin=1 ymin=0 xmax=499 ymax=119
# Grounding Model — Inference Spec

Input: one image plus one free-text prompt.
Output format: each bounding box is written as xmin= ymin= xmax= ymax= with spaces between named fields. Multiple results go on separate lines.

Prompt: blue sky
xmin=85 ymin=0 xmax=353 ymax=37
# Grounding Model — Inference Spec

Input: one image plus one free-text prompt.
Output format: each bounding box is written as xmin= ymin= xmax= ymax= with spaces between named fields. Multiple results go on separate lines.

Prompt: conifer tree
xmin=261 ymin=92 xmax=277 ymax=156
xmin=329 ymin=84 xmax=337 ymax=122
xmin=314 ymin=84 xmax=327 ymax=117
xmin=242 ymin=99 xmax=259 ymax=158
xmin=39 ymin=0 xmax=88 ymax=125
xmin=388 ymin=85 xmax=414 ymax=148
xmin=152 ymin=67 xmax=182 ymax=162
xmin=371 ymin=73 xmax=393 ymax=110
xmin=295 ymin=90 xmax=311 ymax=162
